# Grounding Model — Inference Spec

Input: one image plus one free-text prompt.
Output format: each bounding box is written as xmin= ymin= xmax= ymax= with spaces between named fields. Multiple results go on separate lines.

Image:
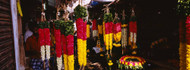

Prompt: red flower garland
xmin=55 ymin=29 xmax=62 ymax=57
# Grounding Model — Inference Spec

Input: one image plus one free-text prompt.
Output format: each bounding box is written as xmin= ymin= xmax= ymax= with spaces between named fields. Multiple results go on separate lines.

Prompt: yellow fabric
xmin=17 ymin=1 xmax=23 ymax=17
xmin=86 ymin=25 xmax=90 ymax=38
xmin=63 ymin=54 xmax=68 ymax=70
xmin=68 ymin=55 xmax=74 ymax=70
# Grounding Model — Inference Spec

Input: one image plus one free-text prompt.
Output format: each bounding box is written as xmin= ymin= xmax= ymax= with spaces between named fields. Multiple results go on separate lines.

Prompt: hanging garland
xmin=104 ymin=13 xmax=113 ymax=55
xmin=129 ymin=9 xmax=137 ymax=54
xmin=44 ymin=21 xmax=51 ymax=60
xmin=87 ymin=21 xmax=91 ymax=38
xmin=92 ymin=19 xmax=98 ymax=37
xmin=113 ymin=13 xmax=122 ymax=47
xmin=38 ymin=22 xmax=45 ymax=61
xmin=53 ymin=20 xmax=63 ymax=70
xmin=74 ymin=5 xmax=87 ymax=68
xmin=121 ymin=10 xmax=128 ymax=54
xmin=61 ymin=20 xmax=75 ymax=70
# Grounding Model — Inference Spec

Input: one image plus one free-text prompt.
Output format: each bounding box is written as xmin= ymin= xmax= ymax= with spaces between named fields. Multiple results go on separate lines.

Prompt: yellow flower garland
xmin=98 ymin=25 xmax=103 ymax=34
xmin=187 ymin=44 xmax=190 ymax=70
xmin=77 ymin=39 xmax=83 ymax=66
xmin=87 ymin=24 xmax=90 ymax=38
xmin=83 ymin=40 xmax=87 ymax=66
xmin=68 ymin=55 xmax=74 ymax=70
xmin=63 ymin=54 xmax=68 ymax=70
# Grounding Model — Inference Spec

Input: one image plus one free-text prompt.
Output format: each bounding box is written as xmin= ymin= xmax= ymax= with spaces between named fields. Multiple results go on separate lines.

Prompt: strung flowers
xmin=38 ymin=21 xmax=51 ymax=62
xmin=121 ymin=10 xmax=128 ymax=54
xmin=104 ymin=13 xmax=113 ymax=55
xmin=118 ymin=55 xmax=146 ymax=69
xmin=129 ymin=9 xmax=137 ymax=54
xmin=92 ymin=19 xmax=98 ymax=37
xmin=113 ymin=13 xmax=122 ymax=47
xmin=53 ymin=20 xmax=62 ymax=70
xmin=74 ymin=5 xmax=87 ymax=68
xmin=61 ymin=20 xmax=74 ymax=70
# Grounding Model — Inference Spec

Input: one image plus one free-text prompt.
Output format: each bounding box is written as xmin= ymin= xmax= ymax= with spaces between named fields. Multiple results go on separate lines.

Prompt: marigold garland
xmin=76 ymin=18 xmax=87 ymax=67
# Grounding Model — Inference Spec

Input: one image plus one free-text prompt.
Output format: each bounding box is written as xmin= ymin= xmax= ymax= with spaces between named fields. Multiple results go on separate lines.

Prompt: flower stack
xmin=53 ymin=20 xmax=62 ymax=70
xmin=74 ymin=5 xmax=87 ymax=68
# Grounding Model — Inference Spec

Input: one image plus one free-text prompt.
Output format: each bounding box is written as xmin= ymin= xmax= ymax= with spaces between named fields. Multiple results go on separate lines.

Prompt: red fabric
xmin=83 ymin=21 xmax=87 ymax=40
xmin=105 ymin=22 xmax=109 ymax=34
xmin=92 ymin=19 xmax=97 ymax=30
xmin=114 ymin=22 xmax=121 ymax=33
xmin=66 ymin=35 xmax=74 ymax=55
xmin=76 ymin=18 xmax=83 ymax=39
xmin=44 ymin=28 xmax=50 ymax=45
xmin=109 ymin=22 xmax=113 ymax=33
xmin=38 ymin=28 xmax=45 ymax=46
xmin=54 ymin=29 xmax=62 ymax=57
xmin=61 ymin=35 xmax=67 ymax=54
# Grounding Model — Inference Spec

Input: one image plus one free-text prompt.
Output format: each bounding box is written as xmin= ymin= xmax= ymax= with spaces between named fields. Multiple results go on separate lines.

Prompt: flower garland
xmin=53 ymin=20 xmax=62 ymax=70
xmin=104 ymin=13 xmax=113 ymax=55
xmin=61 ymin=20 xmax=74 ymax=70
xmin=38 ymin=21 xmax=50 ymax=61
xmin=44 ymin=22 xmax=51 ymax=60
xmin=92 ymin=19 xmax=98 ymax=37
xmin=113 ymin=15 xmax=122 ymax=47
xmin=129 ymin=9 xmax=137 ymax=53
xmin=186 ymin=15 xmax=190 ymax=70
xmin=121 ymin=10 xmax=128 ymax=54
xmin=118 ymin=55 xmax=145 ymax=69
xmin=87 ymin=22 xmax=91 ymax=38
xmin=38 ymin=22 xmax=46 ymax=61
xmin=74 ymin=5 xmax=87 ymax=68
